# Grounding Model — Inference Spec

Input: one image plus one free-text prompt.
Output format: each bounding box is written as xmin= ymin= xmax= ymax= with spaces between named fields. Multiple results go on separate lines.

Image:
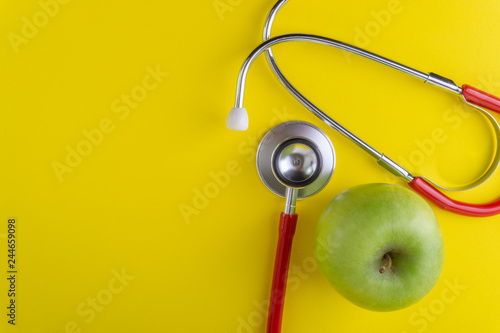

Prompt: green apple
xmin=314 ymin=183 xmax=444 ymax=311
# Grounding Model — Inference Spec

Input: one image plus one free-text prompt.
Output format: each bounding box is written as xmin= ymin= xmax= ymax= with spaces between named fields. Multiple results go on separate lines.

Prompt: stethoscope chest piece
xmin=257 ymin=121 xmax=335 ymax=198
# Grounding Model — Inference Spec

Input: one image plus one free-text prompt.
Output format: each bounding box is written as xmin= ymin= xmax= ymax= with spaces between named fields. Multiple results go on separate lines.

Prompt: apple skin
xmin=314 ymin=183 xmax=444 ymax=311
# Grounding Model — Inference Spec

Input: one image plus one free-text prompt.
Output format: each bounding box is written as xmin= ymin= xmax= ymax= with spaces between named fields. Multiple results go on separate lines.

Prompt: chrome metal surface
xmin=377 ymin=154 xmax=414 ymax=182
xmin=284 ymin=187 xmax=298 ymax=215
xmin=256 ymin=121 xmax=335 ymax=199
xmin=425 ymin=73 xmax=462 ymax=95
xmin=275 ymin=139 xmax=321 ymax=187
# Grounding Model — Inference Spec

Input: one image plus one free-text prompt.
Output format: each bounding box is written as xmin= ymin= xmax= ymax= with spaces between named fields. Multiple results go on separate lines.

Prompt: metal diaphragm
xmin=256 ymin=121 xmax=335 ymax=199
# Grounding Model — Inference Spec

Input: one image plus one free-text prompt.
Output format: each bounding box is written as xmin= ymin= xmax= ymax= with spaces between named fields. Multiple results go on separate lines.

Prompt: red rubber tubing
xmin=267 ymin=212 xmax=298 ymax=333
xmin=462 ymin=84 xmax=500 ymax=114
xmin=409 ymin=177 xmax=500 ymax=217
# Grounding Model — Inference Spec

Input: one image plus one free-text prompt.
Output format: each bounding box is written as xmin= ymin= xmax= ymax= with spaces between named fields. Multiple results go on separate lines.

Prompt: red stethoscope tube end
xmin=267 ymin=212 xmax=298 ymax=333
xmin=462 ymin=84 xmax=500 ymax=114
xmin=409 ymin=177 xmax=500 ymax=217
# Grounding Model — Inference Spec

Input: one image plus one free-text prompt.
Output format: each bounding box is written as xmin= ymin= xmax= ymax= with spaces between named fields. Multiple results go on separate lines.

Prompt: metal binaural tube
xmin=234 ymin=34 xmax=429 ymax=110
xmin=284 ymin=187 xmax=298 ymax=215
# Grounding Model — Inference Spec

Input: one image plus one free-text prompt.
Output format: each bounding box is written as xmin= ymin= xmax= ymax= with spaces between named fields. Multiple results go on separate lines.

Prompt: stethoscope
xmin=226 ymin=1 xmax=500 ymax=332
xmin=256 ymin=120 xmax=335 ymax=332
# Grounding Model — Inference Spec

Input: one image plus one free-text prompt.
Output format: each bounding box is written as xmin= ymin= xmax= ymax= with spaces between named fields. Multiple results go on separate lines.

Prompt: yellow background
xmin=1 ymin=0 xmax=500 ymax=332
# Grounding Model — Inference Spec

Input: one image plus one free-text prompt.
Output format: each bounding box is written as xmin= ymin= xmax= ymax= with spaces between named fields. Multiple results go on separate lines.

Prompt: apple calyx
xmin=379 ymin=253 xmax=393 ymax=274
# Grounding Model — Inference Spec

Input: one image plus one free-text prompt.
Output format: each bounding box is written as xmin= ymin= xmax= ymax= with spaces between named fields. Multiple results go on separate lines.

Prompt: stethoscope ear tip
xmin=227 ymin=107 xmax=249 ymax=131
